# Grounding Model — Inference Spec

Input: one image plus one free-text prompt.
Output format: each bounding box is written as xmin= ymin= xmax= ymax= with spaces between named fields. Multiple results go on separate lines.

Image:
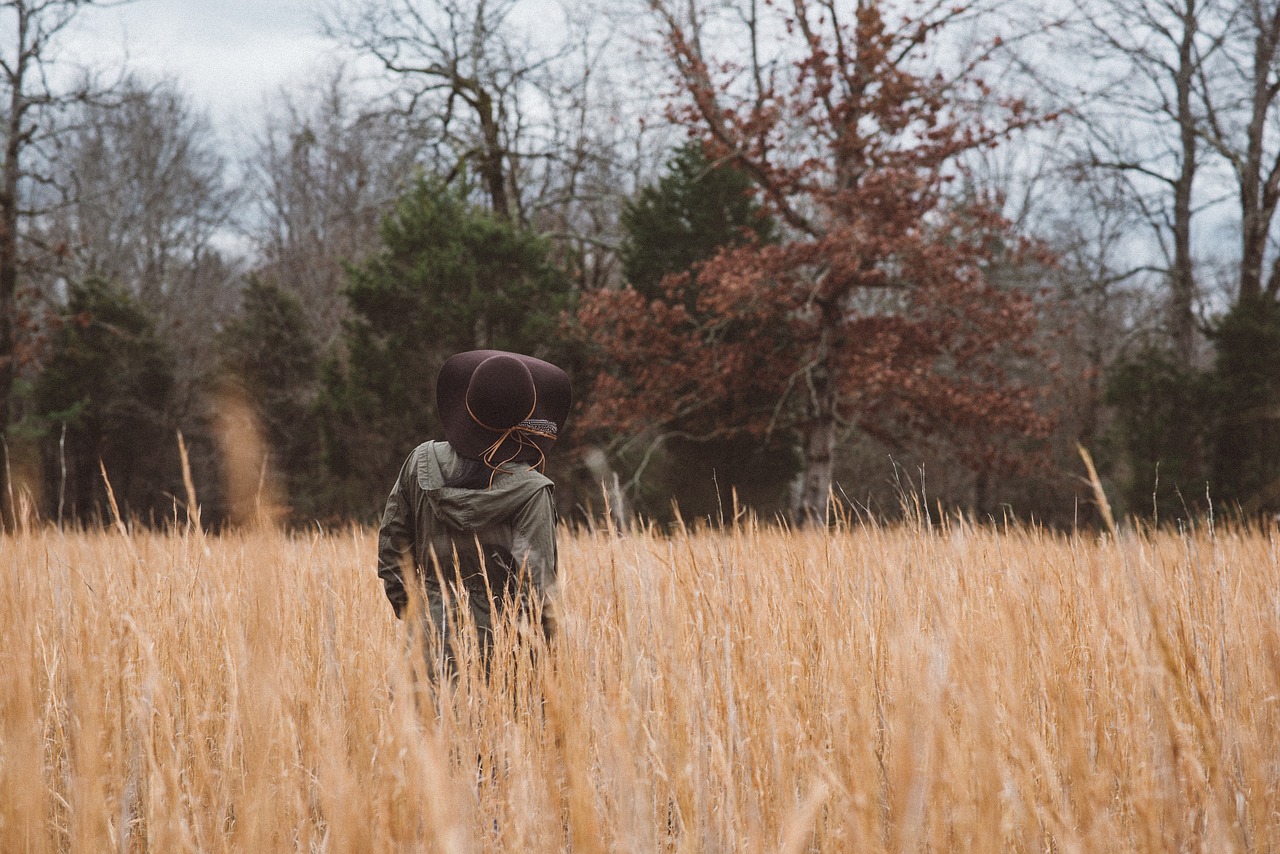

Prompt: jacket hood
xmin=414 ymin=441 xmax=553 ymax=530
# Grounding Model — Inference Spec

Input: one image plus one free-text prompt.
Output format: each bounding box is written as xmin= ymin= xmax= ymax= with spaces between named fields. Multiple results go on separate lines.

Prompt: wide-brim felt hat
xmin=437 ymin=350 xmax=572 ymax=465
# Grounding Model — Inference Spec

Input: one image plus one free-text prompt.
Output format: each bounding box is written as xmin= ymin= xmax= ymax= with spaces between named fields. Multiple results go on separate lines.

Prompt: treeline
xmin=2 ymin=0 xmax=1280 ymax=530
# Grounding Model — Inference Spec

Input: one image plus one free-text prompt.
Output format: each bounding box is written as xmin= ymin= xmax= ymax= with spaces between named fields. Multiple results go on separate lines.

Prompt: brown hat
xmin=436 ymin=350 xmax=572 ymax=468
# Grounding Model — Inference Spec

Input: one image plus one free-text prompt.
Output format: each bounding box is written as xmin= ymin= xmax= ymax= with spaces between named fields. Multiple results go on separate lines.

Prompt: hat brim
xmin=437 ymin=350 xmax=572 ymax=464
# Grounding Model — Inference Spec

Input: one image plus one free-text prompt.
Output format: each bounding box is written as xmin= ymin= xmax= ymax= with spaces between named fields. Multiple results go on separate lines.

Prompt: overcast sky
xmin=65 ymin=0 xmax=579 ymax=136
xmin=69 ymin=0 xmax=344 ymax=132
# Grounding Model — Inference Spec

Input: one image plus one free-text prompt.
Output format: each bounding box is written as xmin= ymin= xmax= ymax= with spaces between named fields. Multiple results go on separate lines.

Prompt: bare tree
xmin=324 ymin=0 xmax=555 ymax=222
xmin=324 ymin=0 xmax=663 ymax=292
xmin=1197 ymin=0 xmax=1280 ymax=301
xmin=246 ymin=65 xmax=424 ymax=349
xmin=1050 ymin=167 xmax=1170 ymax=435
xmin=0 ymin=0 xmax=122 ymax=529
xmin=43 ymin=77 xmax=237 ymax=312
xmin=516 ymin=6 xmax=665 ymax=292
xmin=1065 ymin=0 xmax=1233 ymax=364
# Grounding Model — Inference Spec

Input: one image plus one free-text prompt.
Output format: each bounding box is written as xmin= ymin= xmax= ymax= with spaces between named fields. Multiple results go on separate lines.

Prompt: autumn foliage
xmin=578 ymin=0 xmax=1052 ymax=518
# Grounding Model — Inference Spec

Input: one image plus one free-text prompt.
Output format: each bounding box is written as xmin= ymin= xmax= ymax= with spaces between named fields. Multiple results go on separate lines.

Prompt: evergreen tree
xmin=1104 ymin=300 xmax=1280 ymax=521
xmin=1103 ymin=347 xmax=1209 ymax=520
xmin=319 ymin=177 xmax=573 ymax=516
xmin=607 ymin=142 xmax=794 ymax=521
xmin=34 ymin=278 xmax=176 ymax=522
xmin=216 ymin=277 xmax=321 ymax=519
xmin=621 ymin=141 xmax=775 ymax=302
xmin=1208 ymin=297 xmax=1280 ymax=514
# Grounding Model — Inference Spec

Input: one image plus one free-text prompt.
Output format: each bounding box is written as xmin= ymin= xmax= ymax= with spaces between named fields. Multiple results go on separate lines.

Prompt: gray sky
xmin=67 ymin=0 xmax=580 ymax=133
xmin=70 ymin=0 xmax=341 ymax=129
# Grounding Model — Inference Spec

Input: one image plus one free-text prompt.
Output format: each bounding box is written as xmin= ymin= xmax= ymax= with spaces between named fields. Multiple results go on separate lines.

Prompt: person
xmin=376 ymin=350 xmax=571 ymax=679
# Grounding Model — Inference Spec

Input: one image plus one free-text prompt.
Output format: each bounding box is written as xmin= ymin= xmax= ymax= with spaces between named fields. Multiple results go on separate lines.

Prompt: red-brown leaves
xmin=580 ymin=0 xmax=1054 ymax=475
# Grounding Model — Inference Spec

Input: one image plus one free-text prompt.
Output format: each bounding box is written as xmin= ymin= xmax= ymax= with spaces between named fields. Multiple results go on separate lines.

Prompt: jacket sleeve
xmin=377 ymin=453 xmax=417 ymax=619
xmin=512 ymin=484 xmax=558 ymax=632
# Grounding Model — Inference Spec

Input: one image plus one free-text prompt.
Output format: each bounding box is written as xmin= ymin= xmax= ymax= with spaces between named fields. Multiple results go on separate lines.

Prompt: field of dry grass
xmin=1 ymin=514 xmax=1278 ymax=852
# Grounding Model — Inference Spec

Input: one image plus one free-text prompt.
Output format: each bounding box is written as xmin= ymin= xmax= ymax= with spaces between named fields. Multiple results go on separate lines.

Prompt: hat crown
xmin=437 ymin=349 xmax=571 ymax=466
xmin=465 ymin=354 xmax=536 ymax=431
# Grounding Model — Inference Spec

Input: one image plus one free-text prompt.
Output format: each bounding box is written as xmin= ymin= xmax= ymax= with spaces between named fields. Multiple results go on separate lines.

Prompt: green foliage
xmin=620 ymin=141 xmax=775 ymax=301
xmin=605 ymin=142 xmax=794 ymax=520
xmin=1101 ymin=299 xmax=1280 ymax=522
xmin=34 ymin=278 xmax=176 ymax=521
xmin=318 ymin=178 xmax=574 ymax=517
xmin=1207 ymin=297 xmax=1280 ymax=513
xmin=1103 ymin=347 xmax=1210 ymax=520
xmin=216 ymin=277 xmax=321 ymax=517
xmin=347 ymin=176 xmax=571 ymax=356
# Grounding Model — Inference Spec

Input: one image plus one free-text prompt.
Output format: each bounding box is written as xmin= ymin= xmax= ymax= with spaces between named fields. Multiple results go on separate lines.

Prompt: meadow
xmin=1 ymin=513 xmax=1277 ymax=852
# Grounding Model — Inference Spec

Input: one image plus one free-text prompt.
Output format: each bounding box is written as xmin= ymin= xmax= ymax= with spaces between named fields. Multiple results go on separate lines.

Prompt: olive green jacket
xmin=376 ymin=441 xmax=558 ymax=620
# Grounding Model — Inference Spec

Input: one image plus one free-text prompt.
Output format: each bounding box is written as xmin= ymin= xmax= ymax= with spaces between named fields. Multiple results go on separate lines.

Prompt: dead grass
xmin=1 ymin=515 xmax=1278 ymax=852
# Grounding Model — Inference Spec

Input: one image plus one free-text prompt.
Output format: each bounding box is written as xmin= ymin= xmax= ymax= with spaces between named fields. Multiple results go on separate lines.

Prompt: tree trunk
xmin=583 ymin=446 xmax=629 ymax=531
xmin=1238 ymin=1 xmax=1280 ymax=301
xmin=0 ymin=18 xmax=25 ymax=532
xmin=972 ymin=468 xmax=990 ymax=518
xmin=1239 ymin=155 xmax=1265 ymax=301
xmin=793 ymin=293 xmax=843 ymax=526
xmin=796 ymin=407 xmax=836 ymax=526
xmin=1170 ymin=0 xmax=1199 ymax=365
xmin=795 ymin=341 xmax=837 ymax=525
xmin=472 ymin=86 xmax=510 ymax=222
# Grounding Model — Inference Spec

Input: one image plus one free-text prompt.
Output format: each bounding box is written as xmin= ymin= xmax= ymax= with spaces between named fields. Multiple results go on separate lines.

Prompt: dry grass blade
xmin=1078 ymin=443 xmax=1118 ymax=536
xmin=1 ymin=518 xmax=1276 ymax=851
xmin=98 ymin=459 xmax=128 ymax=540
xmin=176 ymin=429 xmax=201 ymax=533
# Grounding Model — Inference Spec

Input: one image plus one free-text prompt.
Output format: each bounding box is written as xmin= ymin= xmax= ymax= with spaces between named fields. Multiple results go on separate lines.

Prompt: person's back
xmin=376 ymin=351 xmax=570 ymax=678
xmin=378 ymin=440 xmax=557 ymax=650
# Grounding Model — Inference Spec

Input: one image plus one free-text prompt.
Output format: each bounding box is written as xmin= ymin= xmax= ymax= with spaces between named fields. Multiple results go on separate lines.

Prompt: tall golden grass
xmin=1 ymin=514 xmax=1277 ymax=852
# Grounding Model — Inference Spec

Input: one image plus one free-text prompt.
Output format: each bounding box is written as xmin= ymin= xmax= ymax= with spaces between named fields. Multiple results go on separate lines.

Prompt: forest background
xmin=2 ymin=0 xmax=1278 ymax=531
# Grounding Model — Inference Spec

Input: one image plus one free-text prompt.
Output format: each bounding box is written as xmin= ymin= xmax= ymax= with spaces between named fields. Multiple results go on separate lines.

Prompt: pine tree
xmin=1103 ymin=347 xmax=1209 ymax=520
xmin=621 ymin=142 xmax=775 ymax=301
xmin=319 ymin=178 xmax=573 ymax=516
xmin=1208 ymin=297 xmax=1280 ymax=514
xmin=34 ymin=278 xmax=176 ymax=522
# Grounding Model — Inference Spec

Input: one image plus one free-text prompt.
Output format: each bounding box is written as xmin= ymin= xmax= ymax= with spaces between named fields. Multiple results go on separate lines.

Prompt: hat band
xmin=518 ymin=418 xmax=557 ymax=438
